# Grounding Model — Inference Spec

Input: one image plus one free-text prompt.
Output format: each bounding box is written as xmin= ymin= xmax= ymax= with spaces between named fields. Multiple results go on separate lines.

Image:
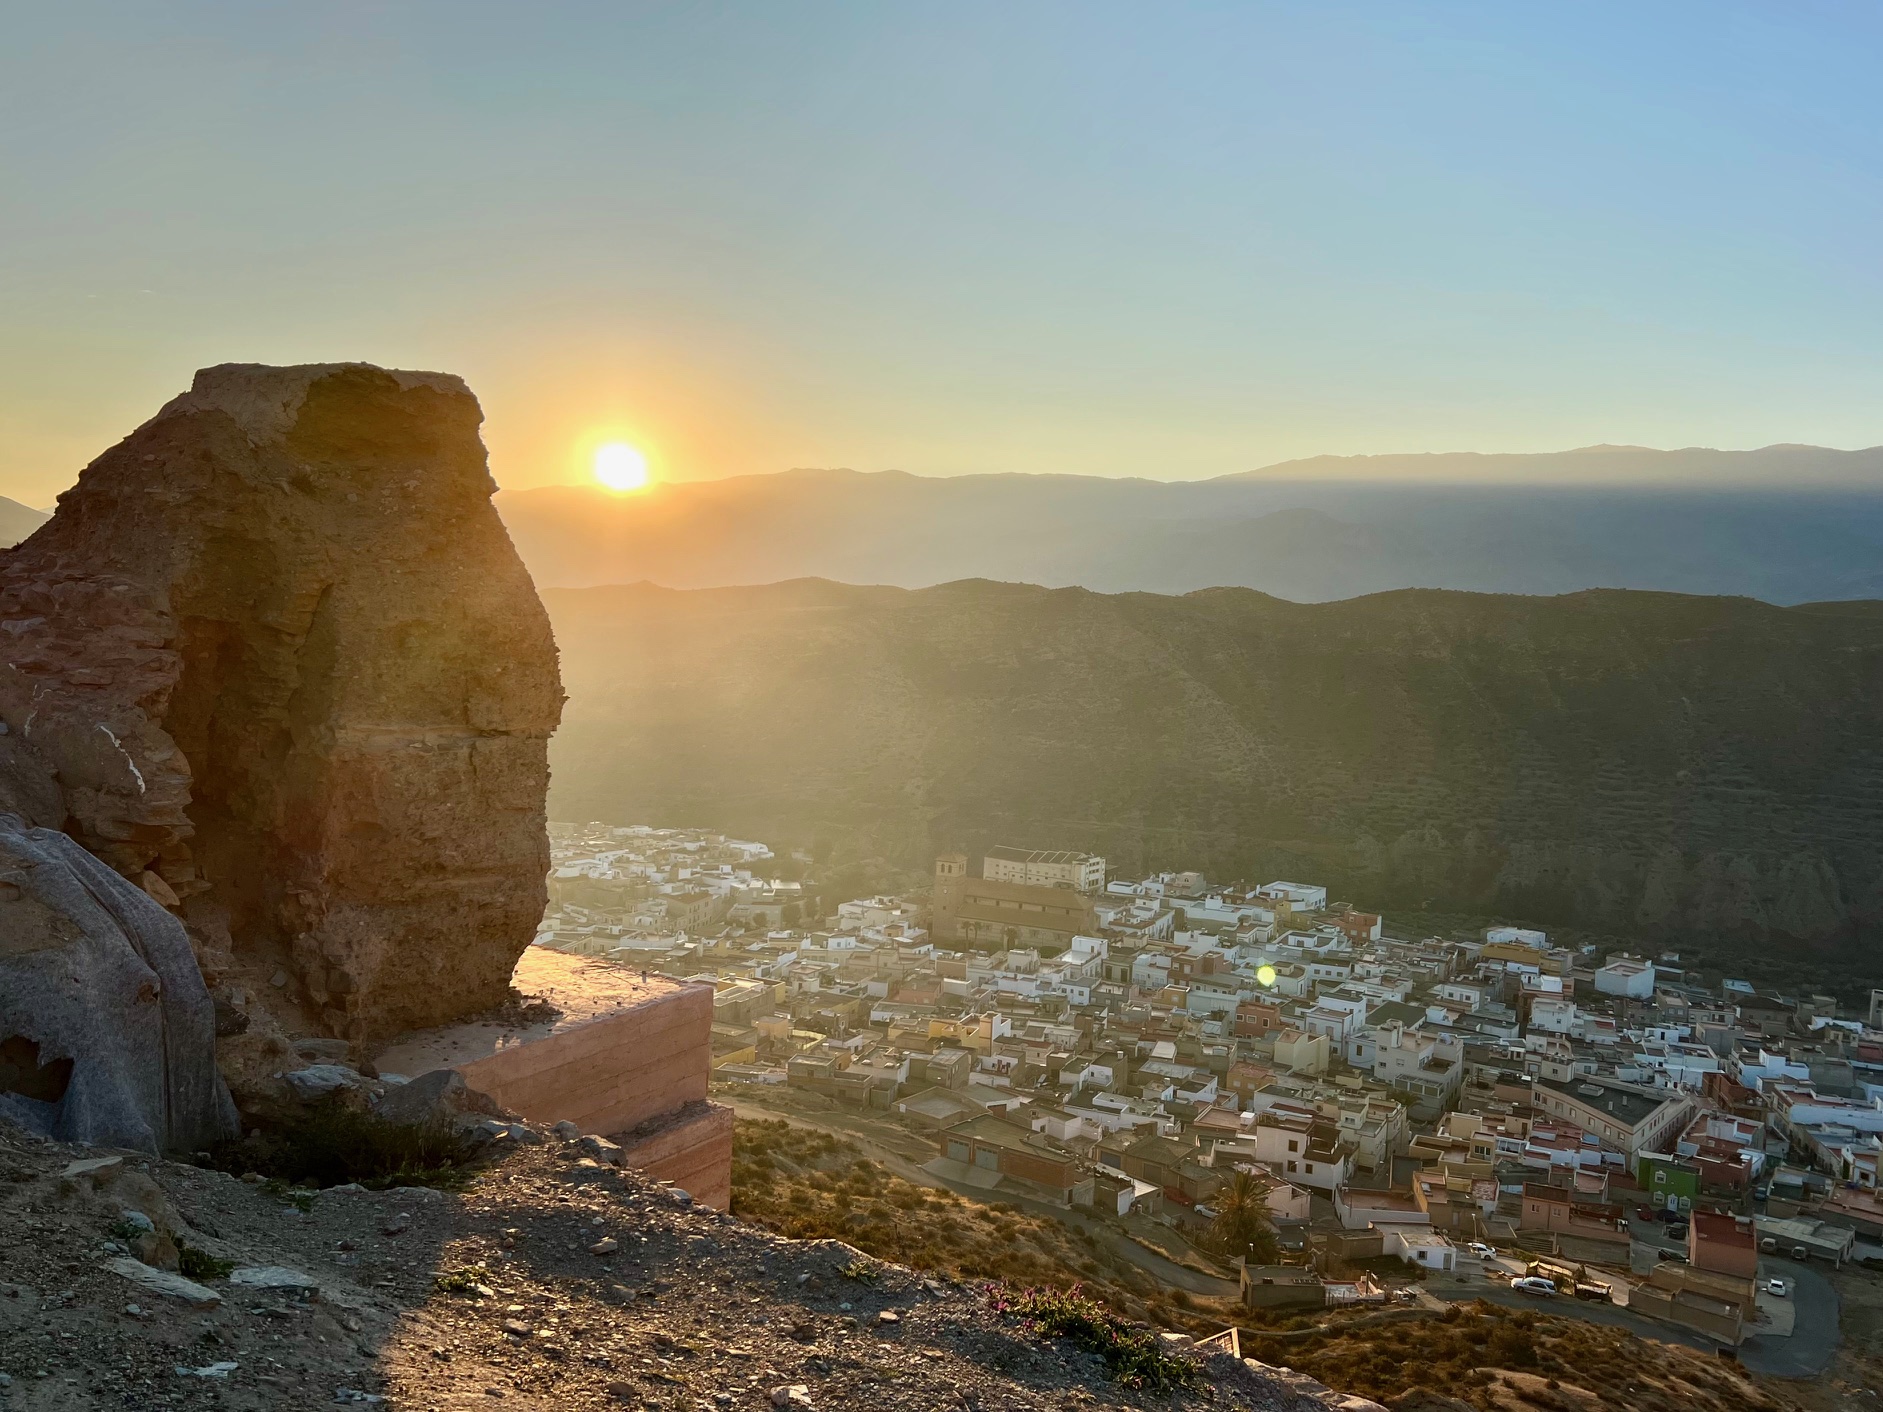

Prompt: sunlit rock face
xmin=0 ymin=363 xmax=564 ymax=1042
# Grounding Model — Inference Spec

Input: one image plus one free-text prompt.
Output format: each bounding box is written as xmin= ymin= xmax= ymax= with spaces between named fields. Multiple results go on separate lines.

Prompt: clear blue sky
xmin=4 ymin=1 xmax=1881 ymax=501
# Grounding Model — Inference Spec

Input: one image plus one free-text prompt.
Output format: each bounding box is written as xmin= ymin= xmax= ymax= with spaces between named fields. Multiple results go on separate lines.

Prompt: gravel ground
xmin=0 ymin=1121 xmax=1374 ymax=1412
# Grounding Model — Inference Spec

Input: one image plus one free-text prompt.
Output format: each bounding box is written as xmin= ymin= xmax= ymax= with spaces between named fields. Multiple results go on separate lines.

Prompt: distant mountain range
xmin=495 ymin=444 xmax=1883 ymax=603
xmin=0 ymin=497 xmax=48 ymax=548
xmin=543 ymin=578 xmax=1883 ymax=978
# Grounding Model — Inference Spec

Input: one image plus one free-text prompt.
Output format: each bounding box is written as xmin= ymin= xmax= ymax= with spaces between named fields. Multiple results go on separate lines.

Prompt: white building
xmin=982 ymin=846 xmax=1105 ymax=892
xmin=1258 ymin=882 xmax=1328 ymax=912
xmin=1485 ymin=926 xmax=1548 ymax=950
xmin=1595 ymin=956 xmax=1656 ymax=1000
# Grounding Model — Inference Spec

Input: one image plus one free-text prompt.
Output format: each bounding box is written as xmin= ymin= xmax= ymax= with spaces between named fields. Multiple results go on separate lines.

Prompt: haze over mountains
xmin=495 ymin=444 xmax=1883 ymax=604
xmin=0 ymin=496 xmax=48 ymax=548
xmin=544 ymin=577 xmax=1883 ymax=976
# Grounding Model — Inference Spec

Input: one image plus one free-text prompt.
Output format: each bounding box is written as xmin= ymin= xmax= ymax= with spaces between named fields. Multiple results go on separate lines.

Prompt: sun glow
xmin=593 ymin=441 xmax=650 ymax=492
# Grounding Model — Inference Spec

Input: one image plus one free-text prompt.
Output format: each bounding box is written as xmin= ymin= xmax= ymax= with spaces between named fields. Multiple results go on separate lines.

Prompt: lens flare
xmin=1257 ymin=964 xmax=1277 ymax=987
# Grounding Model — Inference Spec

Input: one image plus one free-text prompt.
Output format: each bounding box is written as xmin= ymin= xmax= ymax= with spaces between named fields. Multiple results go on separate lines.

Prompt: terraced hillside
xmin=545 ymin=579 xmax=1883 ymax=972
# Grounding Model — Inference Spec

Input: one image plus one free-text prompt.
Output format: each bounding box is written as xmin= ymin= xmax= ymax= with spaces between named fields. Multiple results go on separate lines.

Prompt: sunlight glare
xmin=593 ymin=441 xmax=650 ymax=493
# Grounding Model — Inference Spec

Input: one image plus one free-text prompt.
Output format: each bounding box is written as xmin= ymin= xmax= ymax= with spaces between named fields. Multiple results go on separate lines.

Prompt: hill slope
xmin=545 ymin=579 xmax=1883 ymax=969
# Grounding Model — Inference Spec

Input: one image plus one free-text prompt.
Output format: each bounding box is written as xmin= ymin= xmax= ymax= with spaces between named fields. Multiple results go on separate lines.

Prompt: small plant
xmin=838 ymin=1259 xmax=881 ymax=1283
xmin=259 ymin=1178 xmax=318 ymax=1213
xmin=989 ymin=1284 xmax=1196 ymax=1392
xmin=433 ymin=1264 xmax=493 ymax=1296
xmin=108 ymin=1216 xmax=152 ymax=1243
xmin=178 ymin=1246 xmax=236 ymax=1281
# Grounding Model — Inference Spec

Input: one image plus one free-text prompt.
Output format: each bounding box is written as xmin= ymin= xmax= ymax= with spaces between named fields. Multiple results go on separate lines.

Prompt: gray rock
xmin=229 ymin=1266 xmax=321 ymax=1298
xmin=60 ymin=1156 xmax=124 ymax=1180
xmin=292 ymin=1038 xmax=352 ymax=1065
xmin=372 ymin=1067 xmax=498 ymax=1127
xmin=282 ymin=1065 xmax=371 ymax=1102
xmin=102 ymin=1257 xmax=220 ymax=1307
xmin=551 ymin=1120 xmax=581 ymax=1140
xmin=0 ymin=817 xmax=238 ymax=1153
xmin=577 ymin=1135 xmax=623 ymax=1164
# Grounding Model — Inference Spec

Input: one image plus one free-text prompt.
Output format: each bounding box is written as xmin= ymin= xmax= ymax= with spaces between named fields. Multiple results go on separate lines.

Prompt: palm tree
xmin=1208 ymin=1170 xmax=1279 ymax=1265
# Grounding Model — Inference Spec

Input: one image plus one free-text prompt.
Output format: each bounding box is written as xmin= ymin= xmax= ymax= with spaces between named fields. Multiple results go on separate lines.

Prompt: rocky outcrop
xmin=0 ymin=812 xmax=237 ymax=1152
xmin=0 ymin=363 xmax=564 ymax=1043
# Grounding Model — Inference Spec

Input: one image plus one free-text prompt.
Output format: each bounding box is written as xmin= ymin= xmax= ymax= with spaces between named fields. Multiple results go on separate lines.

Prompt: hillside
xmin=0 ymin=1107 xmax=1371 ymax=1412
xmin=544 ymin=579 xmax=1883 ymax=973
xmin=495 ymin=453 xmax=1883 ymax=603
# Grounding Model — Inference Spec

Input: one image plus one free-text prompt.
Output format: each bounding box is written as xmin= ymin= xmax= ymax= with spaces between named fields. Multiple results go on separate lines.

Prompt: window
xmin=1288 ymin=1139 xmax=1299 ymax=1153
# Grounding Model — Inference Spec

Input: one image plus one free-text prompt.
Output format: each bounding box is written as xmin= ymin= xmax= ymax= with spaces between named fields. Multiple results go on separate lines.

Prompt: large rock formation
xmin=0 ymin=363 xmax=563 ymax=1043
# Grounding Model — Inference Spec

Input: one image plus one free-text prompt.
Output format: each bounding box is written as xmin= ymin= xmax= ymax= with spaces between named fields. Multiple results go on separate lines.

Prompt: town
xmin=537 ymin=821 xmax=1881 ymax=1372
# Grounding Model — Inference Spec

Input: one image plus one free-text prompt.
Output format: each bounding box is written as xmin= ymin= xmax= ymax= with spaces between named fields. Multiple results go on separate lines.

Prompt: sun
xmin=593 ymin=441 xmax=650 ymax=493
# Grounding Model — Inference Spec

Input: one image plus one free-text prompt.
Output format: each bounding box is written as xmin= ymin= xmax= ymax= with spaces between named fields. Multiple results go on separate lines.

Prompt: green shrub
xmin=178 ymin=1246 xmax=236 ymax=1282
xmin=991 ymin=1284 xmax=1196 ymax=1392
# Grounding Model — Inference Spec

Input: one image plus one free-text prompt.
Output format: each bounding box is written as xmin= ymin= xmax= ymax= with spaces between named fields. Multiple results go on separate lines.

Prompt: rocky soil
xmin=0 ymin=1119 xmax=1376 ymax=1412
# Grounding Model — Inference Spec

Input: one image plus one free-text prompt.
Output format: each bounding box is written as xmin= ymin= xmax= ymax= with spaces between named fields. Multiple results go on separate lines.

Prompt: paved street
xmin=1740 ymin=1257 xmax=1839 ymax=1379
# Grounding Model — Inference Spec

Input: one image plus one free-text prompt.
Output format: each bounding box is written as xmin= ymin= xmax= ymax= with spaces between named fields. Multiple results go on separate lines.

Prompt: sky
xmin=3 ymin=2 xmax=1882 ymax=504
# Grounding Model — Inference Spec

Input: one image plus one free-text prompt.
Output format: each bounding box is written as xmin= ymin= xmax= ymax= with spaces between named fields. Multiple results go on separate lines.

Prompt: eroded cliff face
xmin=0 ymin=363 xmax=563 ymax=1042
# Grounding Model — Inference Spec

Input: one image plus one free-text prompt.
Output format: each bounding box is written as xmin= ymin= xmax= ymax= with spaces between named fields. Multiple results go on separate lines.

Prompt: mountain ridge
xmin=493 ymin=451 xmax=1883 ymax=604
xmin=543 ymin=577 xmax=1883 ymax=980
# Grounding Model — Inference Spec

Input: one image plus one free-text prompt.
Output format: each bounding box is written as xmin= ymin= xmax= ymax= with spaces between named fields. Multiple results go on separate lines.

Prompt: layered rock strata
xmin=0 ymin=363 xmax=564 ymax=1042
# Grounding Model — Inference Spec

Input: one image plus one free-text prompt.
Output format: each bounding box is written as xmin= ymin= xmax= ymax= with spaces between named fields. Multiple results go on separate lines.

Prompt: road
xmin=721 ymin=1093 xmax=1240 ymax=1298
xmin=1740 ymin=1258 xmax=1839 ymax=1379
xmin=1425 ymin=1277 xmax=1722 ymax=1353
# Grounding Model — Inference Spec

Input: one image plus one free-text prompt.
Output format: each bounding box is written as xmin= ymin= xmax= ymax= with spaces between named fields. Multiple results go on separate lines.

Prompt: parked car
xmin=1636 ymin=1206 xmax=1654 ymax=1221
xmin=1511 ymin=1277 xmax=1557 ymax=1297
xmin=1666 ymin=1223 xmax=1689 ymax=1240
xmin=1766 ymin=1278 xmax=1789 ymax=1297
xmin=1393 ymin=1288 xmax=1419 ymax=1302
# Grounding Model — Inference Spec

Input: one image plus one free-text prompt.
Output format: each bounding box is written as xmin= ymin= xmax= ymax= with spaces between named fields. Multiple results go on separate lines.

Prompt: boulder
xmin=372 ymin=1067 xmax=502 ymax=1128
xmin=0 ymin=362 xmax=564 ymax=1043
xmin=0 ymin=814 xmax=237 ymax=1152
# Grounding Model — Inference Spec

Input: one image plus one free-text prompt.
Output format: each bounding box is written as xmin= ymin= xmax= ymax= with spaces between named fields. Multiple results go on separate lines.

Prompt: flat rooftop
xmin=1535 ymin=1074 xmax=1670 ymax=1127
xmin=371 ymin=945 xmax=688 ymax=1077
xmin=986 ymin=846 xmax=1100 ymax=865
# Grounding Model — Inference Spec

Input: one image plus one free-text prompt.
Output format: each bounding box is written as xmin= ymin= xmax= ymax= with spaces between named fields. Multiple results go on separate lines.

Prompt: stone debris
xmin=175 ymin=1361 xmax=240 ymax=1378
xmin=576 ymin=1134 xmax=623 ymax=1164
xmin=2 ymin=1116 xmax=1415 ymax=1412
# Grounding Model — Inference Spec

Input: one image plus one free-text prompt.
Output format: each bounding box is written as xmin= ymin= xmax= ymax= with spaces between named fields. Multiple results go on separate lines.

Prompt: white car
xmin=1766 ymin=1278 xmax=1789 ymax=1297
xmin=1468 ymin=1242 xmax=1497 ymax=1258
xmin=1510 ymin=1277 xmax=1557 ymax=1297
